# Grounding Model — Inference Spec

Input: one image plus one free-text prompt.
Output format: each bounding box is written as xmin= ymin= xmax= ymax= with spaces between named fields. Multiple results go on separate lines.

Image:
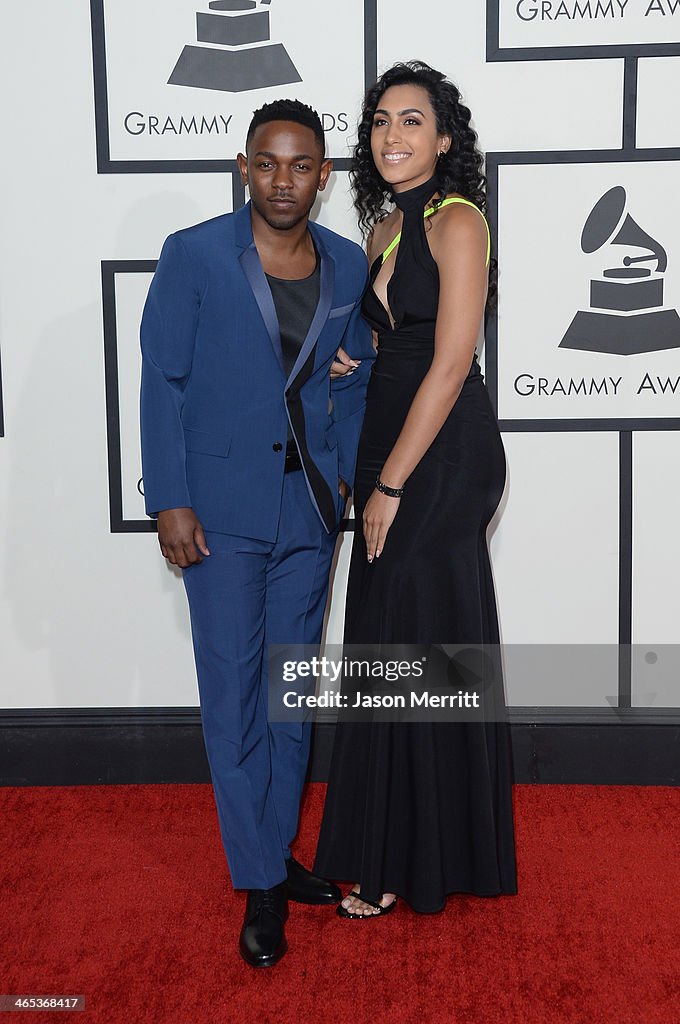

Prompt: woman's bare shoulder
xmin=435 ymin=192 xmax=487 ymax=227
xmin=429 ymin=194 xmax=489 ymax=261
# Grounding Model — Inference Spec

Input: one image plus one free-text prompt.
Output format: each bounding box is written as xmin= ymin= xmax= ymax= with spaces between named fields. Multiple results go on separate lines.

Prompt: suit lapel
xmin=286 ymin=223 xmax=335 ymax=395
xmin=235 ymin=203 xmax=285 ymax=373
xmin=234 ymin=204 xmax=336 ymax=389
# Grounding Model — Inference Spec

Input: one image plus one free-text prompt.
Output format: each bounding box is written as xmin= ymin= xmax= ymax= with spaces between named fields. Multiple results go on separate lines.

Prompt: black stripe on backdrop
xmin=232 ymin=175 xmax=246 ymax=212
xmin=2 ymin=709 xmax=680 ymax=786
xmin=0 ymin=345 xmax=4 ymax=437
xmin=364 ymin=0 xmax=378 ymax=87
xmin=102 ymin=261 xmax=158 ymax=533
xmin=622 ymin=56 xmax=638 ymax=153
xmin=618 ymin=432 xmax=633 ymax=708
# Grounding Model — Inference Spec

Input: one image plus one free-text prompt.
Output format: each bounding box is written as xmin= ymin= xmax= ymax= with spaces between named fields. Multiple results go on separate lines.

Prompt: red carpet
xmin=1 ymin=783 xmax=679 ymax=1023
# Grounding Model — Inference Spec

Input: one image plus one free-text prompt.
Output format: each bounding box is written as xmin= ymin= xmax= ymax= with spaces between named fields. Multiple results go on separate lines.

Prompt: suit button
xmin=272 ymin=442 xmax=283 ymax=452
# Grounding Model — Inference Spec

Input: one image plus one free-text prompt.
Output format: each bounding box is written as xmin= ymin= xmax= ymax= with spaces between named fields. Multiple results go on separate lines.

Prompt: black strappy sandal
xmin=336 ymin=890 xmax=398 ymax=919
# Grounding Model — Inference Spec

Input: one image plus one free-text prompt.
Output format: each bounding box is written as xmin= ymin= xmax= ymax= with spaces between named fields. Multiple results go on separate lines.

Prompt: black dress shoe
xmin=286 ymin=856 xmax=342 ymax=905
xmin=239 ymin=881 xmax=289 ymax=968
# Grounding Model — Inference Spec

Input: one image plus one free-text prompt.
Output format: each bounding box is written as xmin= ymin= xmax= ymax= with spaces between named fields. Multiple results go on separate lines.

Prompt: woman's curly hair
xmin=351 ymin=60 xmax=496 ymax=305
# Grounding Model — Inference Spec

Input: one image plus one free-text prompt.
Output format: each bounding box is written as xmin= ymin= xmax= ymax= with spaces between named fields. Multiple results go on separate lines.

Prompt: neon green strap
xmin=380 ymin=197 xmax=491 ymax=268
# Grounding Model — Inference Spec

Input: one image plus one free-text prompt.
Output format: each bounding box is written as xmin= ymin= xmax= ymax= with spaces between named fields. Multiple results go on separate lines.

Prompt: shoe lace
xmin=250 ymin=885 xmax=285 ymax=919
xmin=259 ymin=889 xmax=278 ymax=911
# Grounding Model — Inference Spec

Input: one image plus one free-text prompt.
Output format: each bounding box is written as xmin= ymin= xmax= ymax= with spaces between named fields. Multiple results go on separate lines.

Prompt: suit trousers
xmin=182 ymin=470 xmax=339 ymax=890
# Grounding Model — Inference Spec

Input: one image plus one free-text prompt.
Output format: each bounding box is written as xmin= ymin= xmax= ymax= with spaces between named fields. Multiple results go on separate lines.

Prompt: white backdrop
xmin=1 ymin=1 xmax=678 ymax=711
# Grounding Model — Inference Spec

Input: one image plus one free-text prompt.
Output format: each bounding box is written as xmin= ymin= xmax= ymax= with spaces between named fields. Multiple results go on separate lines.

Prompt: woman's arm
xmin=362 ymin=204 xmax=489 ymax=561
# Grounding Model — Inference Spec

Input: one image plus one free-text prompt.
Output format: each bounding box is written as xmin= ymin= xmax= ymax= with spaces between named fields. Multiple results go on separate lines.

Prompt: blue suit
xmin=140 ymin=202 xmax=375 ymax=888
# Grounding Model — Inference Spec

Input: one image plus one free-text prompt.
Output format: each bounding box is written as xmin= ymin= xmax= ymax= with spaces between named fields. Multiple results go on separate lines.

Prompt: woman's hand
xmin=330 ymin=346 xmax=360 ymax=380
xmin=363 ymin=488 xmax=401 ymax=562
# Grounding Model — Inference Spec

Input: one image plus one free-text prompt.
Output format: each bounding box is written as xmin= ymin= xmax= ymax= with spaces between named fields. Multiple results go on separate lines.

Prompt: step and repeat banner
xmin=0 ymin=1 xmax=678 ymax=713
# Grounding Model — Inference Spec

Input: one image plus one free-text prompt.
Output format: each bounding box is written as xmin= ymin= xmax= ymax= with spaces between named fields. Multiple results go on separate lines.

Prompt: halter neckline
xmin=390 ymin=174 xmax=441 ymax=213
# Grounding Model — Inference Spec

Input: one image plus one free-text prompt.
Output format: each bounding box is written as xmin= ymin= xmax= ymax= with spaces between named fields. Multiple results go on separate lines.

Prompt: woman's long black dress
xmin=313 ymin=175 xmax=517 ymax=913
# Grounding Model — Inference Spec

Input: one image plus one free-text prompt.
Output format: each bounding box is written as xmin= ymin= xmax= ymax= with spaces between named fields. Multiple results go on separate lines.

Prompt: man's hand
xmin=330 ymin=346 xmax=360 ymax=380
xmin=338 ymin=478 xmax=350 ymax=503
xmin=157 ymin=507 xmax=210 ymax=568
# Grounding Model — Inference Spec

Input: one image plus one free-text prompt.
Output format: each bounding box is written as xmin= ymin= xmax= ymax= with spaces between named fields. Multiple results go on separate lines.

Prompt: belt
xmin=284 ymin=446 xmax=303 ymax=474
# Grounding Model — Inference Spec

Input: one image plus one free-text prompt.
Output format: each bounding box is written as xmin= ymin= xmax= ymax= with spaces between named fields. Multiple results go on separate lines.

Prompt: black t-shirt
xmin=265 ymin=256 xmax=321 ymax=450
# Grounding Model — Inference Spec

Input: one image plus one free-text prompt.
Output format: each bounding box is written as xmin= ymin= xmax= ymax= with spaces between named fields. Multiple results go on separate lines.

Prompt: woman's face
xmin=370 ymin=84 xmax=450 ymax=193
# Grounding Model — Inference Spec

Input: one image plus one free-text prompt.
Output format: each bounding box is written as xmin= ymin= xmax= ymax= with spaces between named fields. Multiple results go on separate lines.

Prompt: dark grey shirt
xmin=266 ymin=259 xmax=321 ymax=379
xmin=265 ymin=257 xmax=321 ymax=449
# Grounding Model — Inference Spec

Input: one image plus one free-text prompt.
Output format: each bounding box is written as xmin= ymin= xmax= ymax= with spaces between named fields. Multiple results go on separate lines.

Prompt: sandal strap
xmin=348 ymin=892 xmax=384 ymax=911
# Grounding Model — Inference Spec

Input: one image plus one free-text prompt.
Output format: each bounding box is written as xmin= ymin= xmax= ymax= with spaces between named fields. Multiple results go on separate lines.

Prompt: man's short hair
xmin=246 ymin=99 xmax=325 ymax=155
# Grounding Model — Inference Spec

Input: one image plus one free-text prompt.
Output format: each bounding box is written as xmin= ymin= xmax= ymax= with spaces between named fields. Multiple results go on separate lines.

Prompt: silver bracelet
xmin=375 ymin=475 xmax=404 ymax=498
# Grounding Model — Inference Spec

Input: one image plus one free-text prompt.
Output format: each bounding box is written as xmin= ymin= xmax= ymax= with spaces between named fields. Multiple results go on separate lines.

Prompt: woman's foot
xmin=338 ymin=885 xmax=397 ymax=917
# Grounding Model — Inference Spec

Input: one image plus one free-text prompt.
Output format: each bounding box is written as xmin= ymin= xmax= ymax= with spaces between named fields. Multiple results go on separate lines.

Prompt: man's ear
xmin=318 ymin=158 xmax=333 ymax=192
xmin=236 ymin=152 xmax=248 ymax=184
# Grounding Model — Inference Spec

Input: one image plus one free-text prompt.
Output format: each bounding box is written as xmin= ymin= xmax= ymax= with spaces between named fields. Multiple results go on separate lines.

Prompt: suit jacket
xmin=139 ymin=202 xmax=376 ymax=542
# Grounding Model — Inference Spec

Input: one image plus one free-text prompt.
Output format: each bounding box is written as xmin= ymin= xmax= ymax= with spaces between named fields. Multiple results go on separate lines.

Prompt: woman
xmin=314 ymin=61 xmax=517 ymax=916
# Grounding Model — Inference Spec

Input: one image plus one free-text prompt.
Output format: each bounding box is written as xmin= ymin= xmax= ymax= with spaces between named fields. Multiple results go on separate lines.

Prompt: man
xmin=139 ymin=99 xmax=374 ymax=967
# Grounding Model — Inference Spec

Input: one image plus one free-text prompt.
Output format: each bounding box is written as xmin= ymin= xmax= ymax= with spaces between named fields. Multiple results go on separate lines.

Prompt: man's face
xmin=237 ymin=120 xmax=332 ymax=231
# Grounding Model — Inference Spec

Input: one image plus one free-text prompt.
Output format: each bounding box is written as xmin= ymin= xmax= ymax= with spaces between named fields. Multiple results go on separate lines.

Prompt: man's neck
xmin=250 ymin=206 xmax=311 ymax=253
xmin=251 ymin=206 xmax=317 ymax=279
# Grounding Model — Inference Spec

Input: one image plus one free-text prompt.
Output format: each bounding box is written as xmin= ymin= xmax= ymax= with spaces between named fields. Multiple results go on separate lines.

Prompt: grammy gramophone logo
xmin=168 ymin=0 xmax=302 ymax=94
xmin=560 ymin=186 xmax=680 ymax=356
